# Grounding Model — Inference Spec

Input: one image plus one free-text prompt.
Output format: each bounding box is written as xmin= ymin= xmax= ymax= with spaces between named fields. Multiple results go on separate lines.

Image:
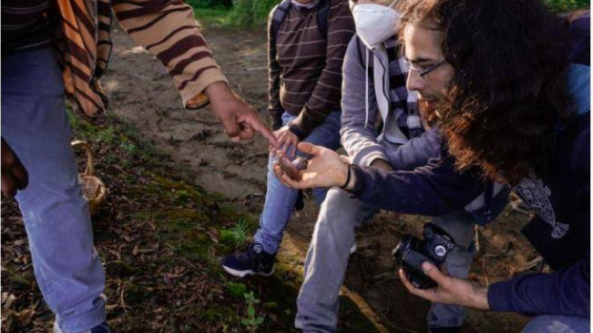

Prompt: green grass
xmin=64 ymin=112 xmax=293 ymax=331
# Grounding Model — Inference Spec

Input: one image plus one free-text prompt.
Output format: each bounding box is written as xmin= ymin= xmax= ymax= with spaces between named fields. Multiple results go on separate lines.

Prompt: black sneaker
xmin=222 ymin=243 xmax=275 ymax=278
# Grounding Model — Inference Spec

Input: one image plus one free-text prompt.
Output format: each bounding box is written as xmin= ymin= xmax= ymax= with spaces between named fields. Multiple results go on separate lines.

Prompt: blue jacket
xmin=350 ymin=64 xmax=590 ymax=317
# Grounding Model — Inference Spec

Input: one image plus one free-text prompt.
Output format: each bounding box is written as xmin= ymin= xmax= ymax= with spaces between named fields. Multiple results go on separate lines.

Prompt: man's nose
xmin=406 ymin=69 xmax=424 ymax=92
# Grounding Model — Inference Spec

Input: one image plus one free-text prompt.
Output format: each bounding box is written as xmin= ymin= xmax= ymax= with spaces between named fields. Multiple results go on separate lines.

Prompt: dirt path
xmin=103 ymin=24 xmax=535 ymax=332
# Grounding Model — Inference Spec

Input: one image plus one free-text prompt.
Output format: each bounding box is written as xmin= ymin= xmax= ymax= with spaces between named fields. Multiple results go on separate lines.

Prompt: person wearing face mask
xmin=221 ymin=0 xmax=355 ymax=278
xmin=275 ymin=1 xmax=590 ymax=332
xmin=291 ymin=1 xmax=509 ymax=332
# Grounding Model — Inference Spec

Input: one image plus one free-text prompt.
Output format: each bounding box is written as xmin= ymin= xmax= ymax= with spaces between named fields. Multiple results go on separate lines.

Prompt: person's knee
xmin=320 ymin=188 xmax=348 ymax=212
xmin=431 ymin=210 xmax=476 ymax=250
xmin=316 ymin=188 xmax=359 ymax=231
xmin=16 ymin=165 xmax=86 ymax=224
xmin=442 ymin=246 xmax=474 ymax=279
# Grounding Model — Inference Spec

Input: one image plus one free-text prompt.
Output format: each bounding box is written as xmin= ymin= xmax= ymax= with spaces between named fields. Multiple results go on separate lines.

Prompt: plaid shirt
xmin=55 ymin=0 xmax=227 ymax=119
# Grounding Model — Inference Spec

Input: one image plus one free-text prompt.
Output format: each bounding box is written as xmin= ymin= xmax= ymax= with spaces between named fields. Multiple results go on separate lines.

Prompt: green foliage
xmin=226 ymin=281 xmax=248 ymax=299
xmin=190 ymin=0 xmax=589 ymax=30
xmin=193 ymin=8 xmax=233 ymax=27
xmin=227 ymin=0 xmax=280 ymax=28
xmin=191 ymin=0 xmax=280 ymax=29
xmin=230 ymin=218 xmax=249 ymax=246
xmin=186 ymin=0 xmax=232 ymax=9
xmin=241 ymin=291 xmax=265 ymax=332
xmin=544 ymin=0 xmax=589 ymax=11
xmin=221 ymin=218 xmax=249 ymax=247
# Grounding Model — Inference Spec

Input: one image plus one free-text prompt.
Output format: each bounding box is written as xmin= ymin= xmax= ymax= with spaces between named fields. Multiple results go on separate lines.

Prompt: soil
xmin=102 ymin=24 xmax=542 ymax=333
xmin=2 ymin=23 xmax=542 ymax=333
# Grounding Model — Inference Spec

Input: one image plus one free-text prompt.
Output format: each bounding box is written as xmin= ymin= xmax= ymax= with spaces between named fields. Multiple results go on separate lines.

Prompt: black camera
xmin=392 ymin=223 xmax=456 ymax=289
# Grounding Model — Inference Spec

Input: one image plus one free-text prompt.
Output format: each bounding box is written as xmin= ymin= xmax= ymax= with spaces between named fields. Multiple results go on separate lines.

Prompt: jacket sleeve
xmin=488 ymin=260 xmax=590 ymax=317
xmin=349 ymin=151 xmax=487 ymax=215
xmin=290 ymin=0 xmax=355 ymax=139
xmin=488 ymin=114 xmax=590 ymax=317
xmin=340 ymin=36 xmax=390 ymax=167
xmin=112 ymin=0 xmax=227 ymax=109
xmin=385 ymin=127 xmax=444 ymax=171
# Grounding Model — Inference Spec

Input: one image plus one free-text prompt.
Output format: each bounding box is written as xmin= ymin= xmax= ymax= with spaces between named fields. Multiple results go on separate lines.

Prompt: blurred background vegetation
xmin=187 ymin=0 xmax=589 ymax=29
xmin=187 ymin=0 xmax=280 ymax=28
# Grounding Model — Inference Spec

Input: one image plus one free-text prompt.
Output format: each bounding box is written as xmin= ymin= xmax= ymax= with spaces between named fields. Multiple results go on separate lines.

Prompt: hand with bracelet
xmin=273 ymin=142 xmax=357 ymax=190
xmin=274 ymin=143 xmax=492 ymax=311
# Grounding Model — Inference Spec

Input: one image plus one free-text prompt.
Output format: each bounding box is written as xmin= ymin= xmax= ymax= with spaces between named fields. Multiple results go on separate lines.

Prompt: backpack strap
xmin=270 ymin=0 xmax=292 ymax=42
xmin=269 ymin=0 xmax=331 ymax=74
xmin=269 ymin=0 xmax=291 ymax=80
xmin=315 ymin=0 xmax=331 ymax=39
xmin=272 ymin=0 xmax=331 ymax=42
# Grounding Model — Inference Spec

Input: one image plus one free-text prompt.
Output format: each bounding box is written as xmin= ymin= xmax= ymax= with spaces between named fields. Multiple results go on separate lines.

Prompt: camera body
xmin=392 ymin=223 xmax=456 ymax=289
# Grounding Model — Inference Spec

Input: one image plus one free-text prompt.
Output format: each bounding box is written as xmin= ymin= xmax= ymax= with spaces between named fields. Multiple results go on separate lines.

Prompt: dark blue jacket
xmin=350 ymin=65 xmax=590 ymax=317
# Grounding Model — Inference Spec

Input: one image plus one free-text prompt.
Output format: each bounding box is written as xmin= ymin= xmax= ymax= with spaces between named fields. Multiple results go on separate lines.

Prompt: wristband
xmin=340 ymin=164 xmax=352 ymax=189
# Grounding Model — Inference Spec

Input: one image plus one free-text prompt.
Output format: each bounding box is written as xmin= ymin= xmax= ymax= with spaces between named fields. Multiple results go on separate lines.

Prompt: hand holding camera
xmin=394 ymin=223 xmax=490 ymax=310
xmin=393 ymin=223 xmax=455 ymax=289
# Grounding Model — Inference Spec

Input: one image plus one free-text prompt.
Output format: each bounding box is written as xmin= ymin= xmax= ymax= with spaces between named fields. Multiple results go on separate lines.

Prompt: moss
xmin=65 ymin=111 xmax=382 ymax=331
xmin=203 ymin=305 xmax=237 ymax=322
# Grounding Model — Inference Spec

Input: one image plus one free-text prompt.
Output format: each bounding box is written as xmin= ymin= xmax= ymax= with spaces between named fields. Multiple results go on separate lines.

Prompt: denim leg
xmin=522 ymin=315 xmax=590 ymax=333
xmin=254 ymin=112 xmax=342 ymax=254
xmin=300 ymin=112 xmax=342 ymax=205
xmin=2 ymin=48 xmax=106 ymax=333
xmin=427 ymin=210 xmax=477 ymax=328
xmin=296 ymin=188 xmax=377 ymax=333
xmin=254 ymin=153 xmax=301 ymax=254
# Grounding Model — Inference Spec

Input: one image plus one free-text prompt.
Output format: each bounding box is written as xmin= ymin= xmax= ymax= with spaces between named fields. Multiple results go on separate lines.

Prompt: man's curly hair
xmin=397 ymin=0 xmax=574 ymax=185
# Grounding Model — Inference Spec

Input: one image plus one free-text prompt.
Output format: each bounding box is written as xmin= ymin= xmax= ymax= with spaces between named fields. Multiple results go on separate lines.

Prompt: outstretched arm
xmin=112 ymin=0 xmax=277 ymax=146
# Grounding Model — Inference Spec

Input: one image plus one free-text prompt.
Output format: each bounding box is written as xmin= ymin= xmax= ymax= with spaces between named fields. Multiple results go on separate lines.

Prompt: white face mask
xmin=352 ymin=1 xmax=400 ymax=49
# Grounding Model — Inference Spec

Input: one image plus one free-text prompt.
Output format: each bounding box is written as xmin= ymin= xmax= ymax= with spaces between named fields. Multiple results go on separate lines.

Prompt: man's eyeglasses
xmin=407 ymin=60 xmax=446 ymax=78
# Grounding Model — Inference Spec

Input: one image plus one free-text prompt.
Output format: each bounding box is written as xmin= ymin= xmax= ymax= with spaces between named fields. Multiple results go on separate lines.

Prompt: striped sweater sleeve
xmin=290 ymin=0 xmax=355 ymax=139
xmin=112 ymin=0 xmax=227 ymax=109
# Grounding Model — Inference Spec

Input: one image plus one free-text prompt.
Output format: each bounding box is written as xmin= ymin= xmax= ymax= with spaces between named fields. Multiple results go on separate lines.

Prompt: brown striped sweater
xmin=3 ymin=0 xmax=227 ymax=120
xmin=268 ymin=0 xmax=355 ymax=138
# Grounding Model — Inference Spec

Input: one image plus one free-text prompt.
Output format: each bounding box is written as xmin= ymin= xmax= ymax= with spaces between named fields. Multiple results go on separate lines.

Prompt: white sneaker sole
xmin=222 ymin=265 xmax=275 ymax=278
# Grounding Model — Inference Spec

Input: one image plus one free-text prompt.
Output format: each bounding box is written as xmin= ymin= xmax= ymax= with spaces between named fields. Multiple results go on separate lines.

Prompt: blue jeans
xmin=522 ymin=315 xmax=590 ymax=333
xmin=254 ymin=111 xmax=342 ymax=254
xmin=295 ymin=187 xmax=482 ymax=332
xmin=2 ymin=48 xmax=106 ymax=333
